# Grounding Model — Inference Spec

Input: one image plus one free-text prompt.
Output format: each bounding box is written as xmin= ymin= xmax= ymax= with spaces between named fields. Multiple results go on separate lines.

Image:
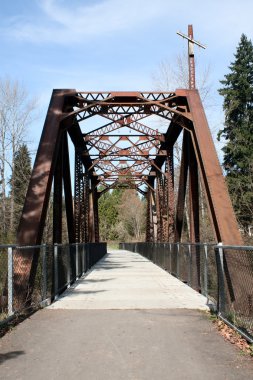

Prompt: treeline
xmin=0 ymin=78 xmax=35 ymax=243
xmin=218 ymin=34 xmax=253 ymax=242
xmin=98 ymin=188 xmax=146 ymax=242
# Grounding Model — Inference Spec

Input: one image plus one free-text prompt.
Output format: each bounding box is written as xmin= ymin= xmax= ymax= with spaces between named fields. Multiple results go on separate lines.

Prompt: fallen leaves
xmin=214 ymin=319 xmax=253 ymax=356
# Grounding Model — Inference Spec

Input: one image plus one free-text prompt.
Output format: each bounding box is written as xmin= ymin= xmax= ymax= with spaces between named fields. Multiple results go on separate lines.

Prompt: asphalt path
xmin=0 ymin=250 xmax=252 ymax=379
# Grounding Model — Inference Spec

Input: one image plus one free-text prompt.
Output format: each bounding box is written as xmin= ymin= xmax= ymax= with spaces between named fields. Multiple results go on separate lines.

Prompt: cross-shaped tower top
xmin=177 ymin=25 xmax=206 ymax=90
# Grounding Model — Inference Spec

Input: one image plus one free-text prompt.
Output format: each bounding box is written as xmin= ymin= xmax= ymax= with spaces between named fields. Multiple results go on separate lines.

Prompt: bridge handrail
xmin=0 ymin=242 xmax=107 ymax=327
xmin=214 ymin=244 xmax=253 ymax=251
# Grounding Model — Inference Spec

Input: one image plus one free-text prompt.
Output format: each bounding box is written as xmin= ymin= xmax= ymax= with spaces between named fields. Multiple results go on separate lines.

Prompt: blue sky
xmin=1 ymin=0 xmax=253 ymax=152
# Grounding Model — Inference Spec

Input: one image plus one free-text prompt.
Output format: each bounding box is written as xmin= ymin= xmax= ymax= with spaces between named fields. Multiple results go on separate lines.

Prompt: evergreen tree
xmin=218 ymin=34 xmax=253 ymax=230
xmin=11 ymin=144 xmax=32 ymax=233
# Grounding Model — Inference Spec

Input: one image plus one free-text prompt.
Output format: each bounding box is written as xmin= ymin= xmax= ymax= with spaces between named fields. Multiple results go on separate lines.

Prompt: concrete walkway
xmin=49 ymin=250 xmax=209 ymax=310
xmin=1 ymin=249 xmax=253 ymax=380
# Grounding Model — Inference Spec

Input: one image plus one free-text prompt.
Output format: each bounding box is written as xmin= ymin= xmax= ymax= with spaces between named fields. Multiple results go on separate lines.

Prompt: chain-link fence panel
xmin=215 ymin=246 xmax=253 ymax=341
xmin=0 ymin=242 xmax=107 ymax=326
xmin=0 ymin=246 xmax=9 ymax=321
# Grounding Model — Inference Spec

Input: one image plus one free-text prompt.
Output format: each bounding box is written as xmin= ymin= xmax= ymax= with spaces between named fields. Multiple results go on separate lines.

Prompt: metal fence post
xmin=67 ymin=245 xmax=71 ymax=287
xmin=188 ymin=244 xmax=192 ymax=287
xmin=54 ymin=244 xmax=59 ymax=301
xmin=42 ymin=244 xmax=47 ymax=301
xmin=7 ymin=247 xmax=14 ymax=316
xmin=177 ymin=243 xmax=180 ymax=278
xmin=203 ymin=244 xmax=208 ymax=297
xmin=82 ymin=244 xmax=85 ymax=275
xmin=76 ymin=243 xmax=79 ymax=279
xmin=169 ymin=243 xmax=172 ymax=273
xmin=216 ymin=243 xmax=226 ymax=314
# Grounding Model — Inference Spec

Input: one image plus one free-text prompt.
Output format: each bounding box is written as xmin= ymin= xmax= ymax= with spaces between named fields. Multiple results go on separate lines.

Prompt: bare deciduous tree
xmin=118 ymin=190 xmax=146 ymax=241
xmin=0 ymin=78 xmax=36 ymax=241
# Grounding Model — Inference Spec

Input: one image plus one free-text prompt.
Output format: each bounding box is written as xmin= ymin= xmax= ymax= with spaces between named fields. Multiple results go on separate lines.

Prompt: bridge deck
xmin=49 ymin=249 xmax=209 ymax=310
xmin=1 ymin=250 xmax=253 ymax=379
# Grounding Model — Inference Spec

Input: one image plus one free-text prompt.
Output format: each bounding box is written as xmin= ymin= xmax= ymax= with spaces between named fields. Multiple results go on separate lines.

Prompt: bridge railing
xmin=119 ymin=242 xmax=253 ymax=343
xmin=0 ymin=242 xmax=107 ymax=325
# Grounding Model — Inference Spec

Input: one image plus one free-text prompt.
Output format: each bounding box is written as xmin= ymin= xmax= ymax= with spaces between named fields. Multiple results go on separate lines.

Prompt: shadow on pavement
xmin=0 ymin=351 xmax=25 ymax=364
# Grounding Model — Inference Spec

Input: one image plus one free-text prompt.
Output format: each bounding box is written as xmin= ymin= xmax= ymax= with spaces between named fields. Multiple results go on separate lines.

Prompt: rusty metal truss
xmin=17 ymin=89 xmax=242 ymax=247
xmin=14 ymin=88 xmax=243 ymax=305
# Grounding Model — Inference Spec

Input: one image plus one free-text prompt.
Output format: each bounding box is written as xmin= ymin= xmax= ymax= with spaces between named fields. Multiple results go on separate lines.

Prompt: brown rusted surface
xmin=17 ymin=89 xmax=76 ymax=246
xmin=15 ymin=89 xmax=75 ymax=307
xmin=186 ymin=90 xmax=243 ymax=245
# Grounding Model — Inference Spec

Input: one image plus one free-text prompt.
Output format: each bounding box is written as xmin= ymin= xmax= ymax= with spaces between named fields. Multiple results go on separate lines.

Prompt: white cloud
xmin=3 ymin=0 xmax=168 ymax=44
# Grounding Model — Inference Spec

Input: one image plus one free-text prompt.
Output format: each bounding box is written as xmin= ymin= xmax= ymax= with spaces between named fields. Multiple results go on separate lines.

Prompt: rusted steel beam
xmin=74 ymin=150 xmax=83 ymax=243
xmin=188 ymin=135 xmax=201 ymax=290
xmin=188 ymin=136 xmax=199 ymax=243
xmin=63 ymin=91 xmax=190 ymax=123
xmin=166 ymin=149 xmax=175 ymax=242
xmin=145 ymin=189 xmax=152 ymax=242
xmin=88 ymin=187 xmax=96 ymax=243
xmin=187 ymin=90 xmax=242 ymax=245
xmin=62 ymin=131 xmax=75 ymax=244
xmin=53 ymin=133 xmax=63 ymax=244
xmin=174 ymin=131 xmax=189 ymax=242
xmin=84 ymin=117 xmax=164 ymax=141
xmin=93 ymin=188 xmax=99 ymax=243
xmin=155 ymin=174 xmax=163 ymax=242
xmin=15 ymin=89 xmax=75 ymax=307
xmin=17 ymin=89 xmax=75 ymax=245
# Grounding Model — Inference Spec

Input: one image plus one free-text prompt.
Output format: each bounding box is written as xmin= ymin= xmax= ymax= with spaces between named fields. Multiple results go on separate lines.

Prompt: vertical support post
xmin=82 ymin=244 xmax=85 ymax=275
xmin=67 ymin=245 xmax=71 ymax=287
xmin=76 ymin=243 xmax=79 ymax=279
xmin=156 ymin=175 xmax=162 ymax=242
xmin=54 ymin=244 xmax=59 ymax=301
xmin=62 ymin=131 xmax=75 ymax=243
xmin=8 ymin=247 xmax=13 ymax=316
xmin=166 ymin=148 xmax=175 ymax=242
xmin=53 ymin=134 xmax=63 ymax=244
xmin=74 ymin=150 xmax=82 ymax=243
xmin=169 ymin=243 xmax=172 ymax=273
xmin=203 ymin=244 xmax=208 ymax=297
xmin=188 ymin=136 xmax=199 ymax=243
xmin=67 ymin=244 xmax=71 ymax=288
xmin=151 ymin=188 xmax=157 ymax=242
xmin=93 ymin=188 xmax=100 ymax=242
xmin=188 ymin=135 xmax=200 ymax=289
xmin=42 ymin=244 xmax=47 ymax=301
xmin=174 ymin=131 xmax=189 ymax=242
xmin=176 ymin=243 xmax=180 ymax=278
xmin=88 ymin=184 xmax=96 ymax=243
xmin=145 ymin=189 xmax=151 ymax=242
xmin=216 ymin=243 xmax=226 ymax=314
xmin=188 ymin=244 xmax=192 ymax=287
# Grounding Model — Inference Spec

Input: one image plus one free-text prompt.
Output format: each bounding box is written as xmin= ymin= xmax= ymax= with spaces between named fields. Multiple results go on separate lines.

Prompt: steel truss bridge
xmin=17 ymin=89 xmax=242 ymax=247
xmin=14 ymin=89 xmax=243 ymax=304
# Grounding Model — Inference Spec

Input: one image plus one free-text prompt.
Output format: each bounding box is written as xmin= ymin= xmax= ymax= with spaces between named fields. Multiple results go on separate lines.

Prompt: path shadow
xmin=81 ymin=278 xmax=114 ymax=283
xmin=0 ymin=351 xmax=25 ymax=364
xmin=61 ymin=290 xmax=106 ymax=298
